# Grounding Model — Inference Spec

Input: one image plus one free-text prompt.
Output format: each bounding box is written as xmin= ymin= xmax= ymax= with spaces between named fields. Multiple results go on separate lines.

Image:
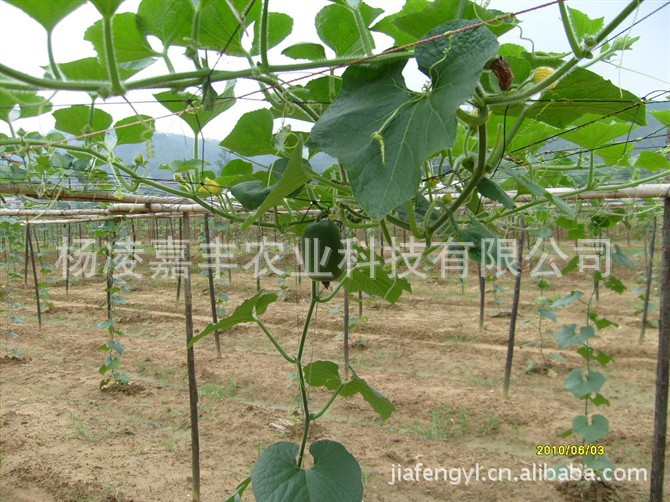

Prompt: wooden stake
xmin=182 ymin=213 xmax=201 ymax=501
xmin=650 ymin=198 xmax=669 ymax=502
xmin=503 ymin=224 xmax=525 ymax=399
xmin=478 ymin=262 xmax=486 ymax=330
xmin=65 ymin=224 xmax=71 ymax=295
xmin=27 ymin=225 xmax=42 ymax=328
xmin=204 ymin=215 xmax=222 ymax=358
xmin=176 ymin=218 xmax=183 ymax=303
xmin=344 ymin=287 xmax=350 ymax=380
xmin=640 ymin=217 xmax=657 ymax=343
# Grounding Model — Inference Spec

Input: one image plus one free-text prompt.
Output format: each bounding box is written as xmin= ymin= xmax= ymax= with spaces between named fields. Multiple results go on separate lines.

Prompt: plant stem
xmin=430 ymin=123 xmax=488 ymax=235
xmin=102 ymin=15 xmax=124 ymax=95
xmin=254 ymin=316 xmax=296 ymax=364
xmin=259 ymin=0 xmax=270 ymax=68
xmin=310 ymin=384 xmax=344 ymax=420
xmin=297 ymin=280 xmax=319 ymax=467
xmin=352 ymin=6 xmax=373 ymax=56
xmin=558 ymin=0 xmax=585 ymax=57
xmin=46 ymin=30 xmax=62 ymax=79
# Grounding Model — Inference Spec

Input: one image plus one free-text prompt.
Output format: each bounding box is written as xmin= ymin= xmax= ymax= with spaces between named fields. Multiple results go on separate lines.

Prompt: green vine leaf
xmin=240 ymin=140 xmax=311 ymax=230
xmin=564 ymin=368 xmax=605 ymax=398
xmin=477 ymin=178 xmax=515 ymax=209
xmin=188 ymin=290 xmax=277 ymax=347
xmin=2 ymin=0 xmax=85 ymax=31
xmin=525 ymin=67 xmax=646 ymax=128
xmin=220 ymin=109 xmax=276 ymax=156
xmin=281 ymin=43 xmax=327 ymax=61
xmin=0 ymin=90 xmax=52 ymax=122
xmin=251 ymin=440 xmax=363 ymax=502
xmin=555 ymin=324 xmax=595 ymax=349
xmin=84 ymin=13 xmax=159 ymax=64
xmin=89 ymin=0 xmax=124 ymax=17
xmin=154 ymin=84 xmax=236 ymax=135
xmin=136 ymin=0 xmax=194 ymax=47
xmin=59 ymin=57 xmax=150 ymax=81
xmin=315 ymin=3 xmax=380 ymax=57
xmin=572 ymin=414 xmax=609 ymax=443
xmin=230 ymin=180 xmax=274 ymax=210
xmin=374 ymin=0 xmax=516 ymax=45
xmin=114 ymin=115 xmax=155 ymax=145
xmin=310 ymin=20 xmax=498 ymax=219
xmin=635 ymin=151 xmax=670 ymax=173
xmin=53 ymin=105 xmax=113 ymax=143
xmin=304 ymin=361 xmax=396 ymax=420
xmin=251 ymin=12 xmax=293 ymax=56
xmin=198 ymin=0 xmax=262 ymax=56
xmin=566 ymin=7 xmax=604 ymax=42
xmin=346 ymin=250 xmax=412 ymax=304
xmin=506 ymin=169 xmax=576 ymax=217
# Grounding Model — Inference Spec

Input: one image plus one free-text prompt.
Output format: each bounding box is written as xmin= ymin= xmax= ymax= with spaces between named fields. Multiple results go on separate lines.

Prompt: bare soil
xmin=0 ymin=257 xmax=666 ymax=501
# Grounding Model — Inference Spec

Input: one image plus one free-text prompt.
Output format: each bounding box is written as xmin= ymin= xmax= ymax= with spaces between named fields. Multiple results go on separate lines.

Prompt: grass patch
xmin=199 ymin=379 xmax=238 ymax=399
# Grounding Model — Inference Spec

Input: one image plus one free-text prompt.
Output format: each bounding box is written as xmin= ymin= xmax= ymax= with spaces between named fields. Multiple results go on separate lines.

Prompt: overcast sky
xmin=0 ymin=0 xmax=668 ymax=140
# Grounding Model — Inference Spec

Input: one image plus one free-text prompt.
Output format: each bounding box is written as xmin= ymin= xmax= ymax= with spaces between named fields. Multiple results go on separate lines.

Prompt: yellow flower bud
xmin=199 ymin=177 xmax=222 ymax=195
xmin=532 ymin=67 xmax=557 ymax=89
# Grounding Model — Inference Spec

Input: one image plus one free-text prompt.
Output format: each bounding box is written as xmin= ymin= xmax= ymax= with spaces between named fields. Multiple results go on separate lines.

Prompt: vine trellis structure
xmin=3 ymin=182 xmax=669 ymax=501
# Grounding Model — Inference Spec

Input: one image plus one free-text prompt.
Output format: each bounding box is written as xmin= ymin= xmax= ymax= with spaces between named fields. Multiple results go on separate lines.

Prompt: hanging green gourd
xmin=300 ymin=220 xmax=345 ymax=288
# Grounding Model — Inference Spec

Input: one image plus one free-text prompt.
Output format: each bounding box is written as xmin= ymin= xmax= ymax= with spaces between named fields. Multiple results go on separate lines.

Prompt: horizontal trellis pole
xmin=21 ymin=213 xmax=185 ymax=226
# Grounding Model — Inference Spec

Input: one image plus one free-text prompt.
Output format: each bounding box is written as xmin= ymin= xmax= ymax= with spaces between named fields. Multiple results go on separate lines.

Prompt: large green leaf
xmin=304 ymin=361 xmax=396 ymax=420
xmin=188 ymin=290 xmax=277 ymax=347
xmin=137 ymin=0 xmax=194 ymax=47
xmin=154 ymin=83 xmax=236 ymax=135
xmin=114 ymin=115 xmax=155 ymax=145
xmin=251 ymin=441 xmax=363 ymax=502
xmin=84 ymin=13 xmax=159 ymax=63
xmin=310 ymin=20 xmax=498 ymax=219
xmin=3 ymin=0 xmax=85 ymax=31
xmin=53 ymin=105 xmax=113 ymax=143
xmin=220 ymin=109 xmax=276 ymax=156
xmin=526 ymin=67 xmax=646 ymax=128
xmin=198 ymin=0 xmax=261 ymax=55
xmin=251 ymin=12 xmax=293 ymax=56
